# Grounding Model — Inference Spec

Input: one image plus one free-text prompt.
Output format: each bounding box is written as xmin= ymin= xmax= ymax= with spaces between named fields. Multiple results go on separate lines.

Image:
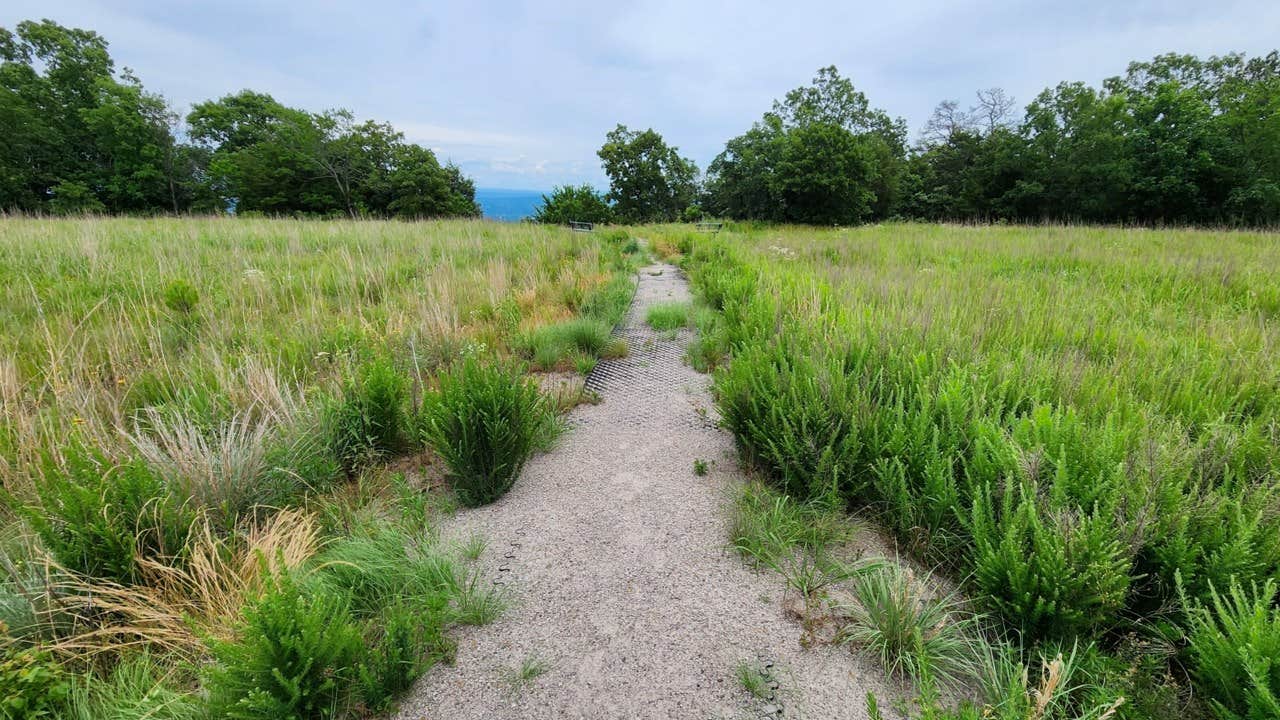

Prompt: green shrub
xmin=645 ymin=301 xmax=691 ymax=332
xmin=161 ymin=279 xmax=199 ymax=315
xmin=531 ymin=185 xmax=613 ymax=225
xmin=971 ymin=481 xmax=1132 ymax=643
xmin=717 ymin=342 xmax=864 ymax=501
xmin=328 ymin=358 xmax=408 ymax=474
xmin=207 ymin=576 xmax=363 ymax=720
xmin=419 ymin=358 xmax=556 ymax=507
xmin=28 ymin=447 xmax=192 ymax=585
xmin=1184 ymin=579 xmax=1280 ymax=720
xmin=0 ymin=641 xmax=69 ymax=720
xmin=357 ymin=600 xmax=453 ymax=712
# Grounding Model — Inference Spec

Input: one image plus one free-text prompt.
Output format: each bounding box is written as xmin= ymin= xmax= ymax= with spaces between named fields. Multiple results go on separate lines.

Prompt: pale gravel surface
xmin=396 ymin=261 xmax=904 ymax=720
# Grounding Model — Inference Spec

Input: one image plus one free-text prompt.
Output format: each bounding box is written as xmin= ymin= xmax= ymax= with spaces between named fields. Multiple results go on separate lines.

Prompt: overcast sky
xmin=4 ymin=1 xmax=1279 ymax=190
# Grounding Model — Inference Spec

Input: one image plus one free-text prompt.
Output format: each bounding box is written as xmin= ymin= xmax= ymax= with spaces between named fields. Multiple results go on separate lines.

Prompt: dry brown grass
xmin=37 ymin=507 xmax=320 ymax=661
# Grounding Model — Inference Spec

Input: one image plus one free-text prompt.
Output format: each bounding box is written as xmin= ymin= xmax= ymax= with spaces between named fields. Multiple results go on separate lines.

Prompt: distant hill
xmin=475 ymin=188 xmax=545 ymax=222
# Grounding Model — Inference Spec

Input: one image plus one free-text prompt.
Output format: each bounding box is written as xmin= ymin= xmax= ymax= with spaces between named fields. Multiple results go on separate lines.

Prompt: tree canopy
xmin=597 ymin=125 xmax=698 ymax=223
xmin=706 ymin=57 xmax=1280 ymax=226
xmin=0 ymin=19 xmax=480 ymax=218
xmin=532 ymin=184 xmax=613 ymax=225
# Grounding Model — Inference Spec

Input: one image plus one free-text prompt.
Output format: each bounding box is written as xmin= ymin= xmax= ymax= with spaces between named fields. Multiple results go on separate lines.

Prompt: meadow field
xmin=654 ymin=222 xmax=1280 ymax=719
xmin=0 ymin=217 xmax=638 ymax=718
xmin=2 ymin=217 xmax=1278 ymax=720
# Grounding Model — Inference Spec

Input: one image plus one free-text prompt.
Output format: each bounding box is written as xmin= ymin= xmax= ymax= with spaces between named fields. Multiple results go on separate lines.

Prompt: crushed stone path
xmin=396 ymin=261 xmax=901 ymax=720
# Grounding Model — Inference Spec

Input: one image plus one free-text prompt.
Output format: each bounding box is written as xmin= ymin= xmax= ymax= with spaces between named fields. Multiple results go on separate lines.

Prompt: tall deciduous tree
xmin=597 ymin=125 xmax=698 ymax=223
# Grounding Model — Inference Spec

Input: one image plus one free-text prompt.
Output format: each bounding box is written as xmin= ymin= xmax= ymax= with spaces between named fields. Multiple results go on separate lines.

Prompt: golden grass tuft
xmin=39 ymin=507 xmax=320 ymax=661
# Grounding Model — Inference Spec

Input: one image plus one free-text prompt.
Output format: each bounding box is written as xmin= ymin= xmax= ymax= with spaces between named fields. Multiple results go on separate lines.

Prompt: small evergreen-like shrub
xmin=717 ymin=342 xmax=864 ymax=501
xmin=971 ymin=481 xmax=1132 ymax=643
xmin=328 ymin=358 xmax=408 ymax=474
xmin=418 ymin=359 xmax=556 ymax=507
xmin=207 ymin=576 xmax=363 ymax=720
xmin=357 ymin=600 xmax=454 ymax=712
xmin=162 ymin=279 xmax=199 ymax=315
xmin=28 ymin=447 xmax=192 ymax=584
xmin=1184 ymin=579 xmax=1280 ymax=720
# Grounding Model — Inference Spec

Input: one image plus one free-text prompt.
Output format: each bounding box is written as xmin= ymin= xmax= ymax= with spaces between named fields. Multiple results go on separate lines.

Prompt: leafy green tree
xmin=189 ymin=91 xmax=478 ymax=218
xmin=0 ymin=19 xmax=191 ymax=213
xmin=532 ymin=184 xmax=613 ymax=224
xmin=772 ymin=123 xmax=877 ymax=224
xmin=597 ymin=125 xmax=698 ymax=222
xmin=708 ymin=66 xmax=906 ymax=224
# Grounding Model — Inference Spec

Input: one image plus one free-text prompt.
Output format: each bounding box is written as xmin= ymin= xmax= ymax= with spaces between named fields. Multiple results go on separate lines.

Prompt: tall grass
xmin=667 ymin=222 xmax=1280 ymax=717
xmin=0 ymin=217 xmax=631 ymax=716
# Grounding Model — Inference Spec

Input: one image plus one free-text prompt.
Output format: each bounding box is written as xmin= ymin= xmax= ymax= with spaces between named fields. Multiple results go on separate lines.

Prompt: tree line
xmin=0 ymin=20 xmax=479 ymax=217
xmin=545 ymin=54 xmax=1280 ymax=227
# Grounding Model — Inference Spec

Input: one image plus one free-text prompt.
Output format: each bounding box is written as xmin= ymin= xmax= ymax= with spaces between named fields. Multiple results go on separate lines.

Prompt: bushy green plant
xmin=1184 ymin=579 xmax=1280 ymax=720
xmin=357 ymin=600 xmax=453 ymax=712
xmin=162 ymin=279 xmax=199 ymax=315
xmin=971 ymin=481 xmax=1132 ymax=642
xmin=531 ymin=184 xmax=613 ymax=225
xmin=328 ymin=358 xmax=408 ymax=475
xmin=717 ymin=341 xmax=864 ymax=501
xmin=418 ymin=359 xmax=556 ymax=507
xmin=206 ymin=576 xmax=363 ymax=720
xmin=27 ymin=447 xmax=192 ymax=585
xmin=0 ymin=640 xmax=69 ymax=720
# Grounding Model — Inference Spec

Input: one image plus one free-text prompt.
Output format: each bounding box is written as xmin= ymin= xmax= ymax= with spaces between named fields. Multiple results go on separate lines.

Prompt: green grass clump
xmin=504 ymin=655 xmax=551 ymax=693
xmin=521 ymin=318 xmax=616 ymax=371
xmin=734 ymin=660 xmax=771 ymax=699
xmin=418 ymin=358 xmax=557 ymax=507
xmin=837 ymin=565 xmax=978 ymax=692
xmin=62 ymin=654 xmax=199 ymax=720
xmin=645 ymin=301 xmax=691 ymax=331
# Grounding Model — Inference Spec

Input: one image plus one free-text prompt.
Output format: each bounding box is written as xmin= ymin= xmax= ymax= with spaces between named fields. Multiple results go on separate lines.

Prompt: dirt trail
xmin=396 ymin=261 xmax=900 ymax=720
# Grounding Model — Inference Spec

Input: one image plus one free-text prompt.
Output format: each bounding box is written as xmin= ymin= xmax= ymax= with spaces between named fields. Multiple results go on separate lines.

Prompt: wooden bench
xmin=568 ymin=221 xmax=594 ymax=232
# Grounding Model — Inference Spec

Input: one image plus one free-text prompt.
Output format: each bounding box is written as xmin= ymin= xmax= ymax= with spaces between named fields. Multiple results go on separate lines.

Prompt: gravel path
xmin=396 ymin=261 xmax=901 ymax=720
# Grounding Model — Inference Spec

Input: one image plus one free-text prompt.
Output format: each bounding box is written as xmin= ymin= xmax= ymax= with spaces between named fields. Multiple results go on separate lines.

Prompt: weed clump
xmin=418 ymin=358 xmax=557 ymax=507
xmin=645 ymin=301 xmax=691 ymax=331
xmin=28 ymin=446 xmax=193 ymax=585
xmin=328 ymin=358 xmax=408 ymax=475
